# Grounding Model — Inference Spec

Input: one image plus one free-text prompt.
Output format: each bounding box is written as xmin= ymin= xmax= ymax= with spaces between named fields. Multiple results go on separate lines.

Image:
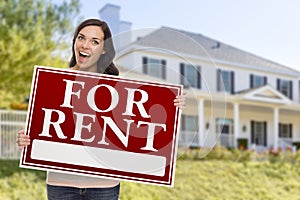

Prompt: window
xmin=279 ymin=123 xmax=292 ymax=138
xmin=180 ymin=63 xmax=201 ymax=89
xmin=250 ymin=74 xmax=267 ymax=88
xmin=181 ymin=115 xmax=199 ymax=146
xmin=277 ymin=79 xmax=293 ymax=99
xmin=181 ymin=115 xmax=198 ymax=131
xmin=142 ymin=57 xmax=166 ymax=79
xmin=216 ymin=118 xmax=233 ymax=134
xmin=217 ymin=70 xmax=234 ymax=94
xmin=216 ymin=118 xmax=234 ymax=147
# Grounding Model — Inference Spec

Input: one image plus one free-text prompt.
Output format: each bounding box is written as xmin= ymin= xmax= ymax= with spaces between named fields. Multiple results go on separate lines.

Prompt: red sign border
xmin=19 ymin=66 xmax=183 ymax=187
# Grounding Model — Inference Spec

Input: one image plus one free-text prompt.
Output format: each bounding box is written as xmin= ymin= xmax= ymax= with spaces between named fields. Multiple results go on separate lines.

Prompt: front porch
xmin=180 ymin=85 xmax=300 ymax=151
xmin=179 ymin=130 xmax=299 ymax=152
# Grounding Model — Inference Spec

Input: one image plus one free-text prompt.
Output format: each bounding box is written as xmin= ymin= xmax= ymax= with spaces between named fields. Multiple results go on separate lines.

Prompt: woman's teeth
xmin=80 ymin=52 xmax=90 ymax=57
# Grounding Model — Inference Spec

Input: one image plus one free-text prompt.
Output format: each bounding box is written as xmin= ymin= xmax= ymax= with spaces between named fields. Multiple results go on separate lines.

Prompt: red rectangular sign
xmin=20 ymin=66 xmax=182 ymax=186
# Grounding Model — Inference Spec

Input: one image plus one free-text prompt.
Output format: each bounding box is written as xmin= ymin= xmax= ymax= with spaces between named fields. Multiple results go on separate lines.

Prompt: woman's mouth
xmin=78 ymin=52 xmax=91 ymax=62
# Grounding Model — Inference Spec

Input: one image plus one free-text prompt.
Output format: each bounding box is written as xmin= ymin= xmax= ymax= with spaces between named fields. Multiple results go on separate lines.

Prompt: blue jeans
xmin=47 ymin=184 xmax=120 ymax=200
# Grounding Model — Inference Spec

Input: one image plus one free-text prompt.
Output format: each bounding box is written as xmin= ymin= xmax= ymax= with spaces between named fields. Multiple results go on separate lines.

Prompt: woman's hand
xmin=16 ymin=129 xmax=30 ymax=150
xmin=174 ymin=92 xmax=186 ymax=110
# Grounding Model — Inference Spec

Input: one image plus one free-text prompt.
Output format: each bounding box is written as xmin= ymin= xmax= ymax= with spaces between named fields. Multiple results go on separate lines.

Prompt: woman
xmin=17 ymin=18 xmax=185 ymax=200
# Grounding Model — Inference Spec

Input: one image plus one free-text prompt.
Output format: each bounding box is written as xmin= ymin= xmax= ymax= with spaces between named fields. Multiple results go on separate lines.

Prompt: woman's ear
xmin=102 ymin=50 xmax=106 ymax=55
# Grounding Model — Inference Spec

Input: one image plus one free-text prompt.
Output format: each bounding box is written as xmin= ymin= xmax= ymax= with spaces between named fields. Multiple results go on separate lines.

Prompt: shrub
xmin=177 ymin=146 xmax=300 ymax=164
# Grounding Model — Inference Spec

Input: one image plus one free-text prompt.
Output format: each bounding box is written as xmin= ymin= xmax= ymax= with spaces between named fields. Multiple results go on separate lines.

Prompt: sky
xmin=54 ymin=0 xmax=300 ymax=71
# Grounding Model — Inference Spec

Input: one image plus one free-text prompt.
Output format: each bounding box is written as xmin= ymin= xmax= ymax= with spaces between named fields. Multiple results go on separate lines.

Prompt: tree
xmin=0 ymin=0 xmax=80 ymax=108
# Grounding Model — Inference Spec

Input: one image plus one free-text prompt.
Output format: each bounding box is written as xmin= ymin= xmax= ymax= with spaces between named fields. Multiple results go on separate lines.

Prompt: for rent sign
xmin=20 ymin=66 xmax=182 ymax=186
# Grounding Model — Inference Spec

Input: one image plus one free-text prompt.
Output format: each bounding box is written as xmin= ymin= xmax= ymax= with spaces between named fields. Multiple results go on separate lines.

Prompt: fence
xmin=0 ymin=109 xmax=27 ymax=159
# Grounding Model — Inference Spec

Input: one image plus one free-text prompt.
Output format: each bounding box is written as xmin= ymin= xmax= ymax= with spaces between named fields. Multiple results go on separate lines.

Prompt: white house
xmin=102 ymin=4 xmax=300 ymax=151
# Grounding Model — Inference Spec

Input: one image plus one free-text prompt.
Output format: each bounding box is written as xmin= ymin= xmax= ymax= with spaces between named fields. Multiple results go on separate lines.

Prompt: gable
xmin=239 ymin=85 xmax=291 ymax=104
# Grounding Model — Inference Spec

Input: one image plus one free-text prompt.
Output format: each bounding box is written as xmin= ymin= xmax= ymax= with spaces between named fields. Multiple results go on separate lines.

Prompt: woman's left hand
xmin=174 ymin=92 xmax=186 ymax=110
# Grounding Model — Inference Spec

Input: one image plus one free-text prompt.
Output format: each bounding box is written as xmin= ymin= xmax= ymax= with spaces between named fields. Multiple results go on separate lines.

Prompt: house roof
xmin=130 ymin=27 xmax=300 ymax=77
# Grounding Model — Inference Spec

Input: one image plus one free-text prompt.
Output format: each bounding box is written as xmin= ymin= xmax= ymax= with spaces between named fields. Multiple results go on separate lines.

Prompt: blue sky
xmin=53 ymin=0 xmax=300 ymax=70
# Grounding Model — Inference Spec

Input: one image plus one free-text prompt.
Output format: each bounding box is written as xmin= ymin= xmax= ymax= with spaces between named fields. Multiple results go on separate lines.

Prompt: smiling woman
xmin=16 ymin=17 xmax=186 ymax=200
xmin=18 ymin=18 xmax=121 ymax=200
xmin=69 ymin=19 xmax=119 ymax=75
xmin=74 ymin=26 xmax=106 ymax=71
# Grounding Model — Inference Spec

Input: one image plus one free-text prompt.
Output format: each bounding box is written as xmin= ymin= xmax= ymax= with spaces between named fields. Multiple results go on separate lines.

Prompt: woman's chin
xmin=77 ymin=64 xmax=97 ymax=72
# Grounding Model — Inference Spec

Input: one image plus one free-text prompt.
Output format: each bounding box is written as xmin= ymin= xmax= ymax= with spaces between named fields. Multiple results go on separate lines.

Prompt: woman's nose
xmin=82 ymin=40 xmax=90 ymax=49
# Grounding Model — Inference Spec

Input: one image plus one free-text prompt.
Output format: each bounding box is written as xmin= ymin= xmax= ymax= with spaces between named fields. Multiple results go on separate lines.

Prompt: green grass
xmin=1 ymin=158 xmax=300 ymax=200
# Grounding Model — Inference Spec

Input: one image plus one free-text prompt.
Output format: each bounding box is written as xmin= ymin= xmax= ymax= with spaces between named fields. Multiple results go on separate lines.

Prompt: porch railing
xmin=178 ymin=131 xmax=199 ymax=147
xmin=219 ymin=134 xmax=234 ymax=148
xmin=179 ymin=131 xmax=235 ymax=148
xmin=0 ymin=109 xmax=27 ymax=159
xmin=278 ymin=138 xmax=294 ymax=151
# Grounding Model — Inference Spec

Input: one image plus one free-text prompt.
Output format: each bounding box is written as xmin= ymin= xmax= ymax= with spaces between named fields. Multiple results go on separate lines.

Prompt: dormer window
xmin=142 ymin=57 xmax=166 ymax=79
xmin=180 ymin=63 xmax=201 ymax=89
xmin=250 ymin=74 xmax=267 ymax=88
xmin=277 ymin=79 xmax=293 ymax=99
xmin=217 ymin=69 xmax=234 ymax=94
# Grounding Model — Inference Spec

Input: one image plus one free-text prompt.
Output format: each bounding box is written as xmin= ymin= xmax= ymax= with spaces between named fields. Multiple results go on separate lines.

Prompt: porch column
xmin=198 ymin=98 xmax=204 ymax=147
xmin=273 ymin=107 xmax=279 ymax=151
xmin=233 ymin=103 xmax=239 ymax=148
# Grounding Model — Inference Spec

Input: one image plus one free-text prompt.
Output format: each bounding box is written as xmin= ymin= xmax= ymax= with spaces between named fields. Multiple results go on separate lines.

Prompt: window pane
xmin=253 ymin=75 xmax=264 ymax=87
xmin=279 ymin=79 xmax=289 ymax=97
xmin=221 ymin=70 xmax=231 ymax=92
xmin=148 ymin=58 xmax=162 ymax=78
xmin=184 ymin=64 xmax=197 ymax=88
xmin=253 ymin=121 xmax=265 ymax=146
xmin=280 ymin=124 xmax=291 ymax=138
xmin=185 ymin=115 xmax=197 ymax=131
xmin=216 ymin=118 xmax=233 ymax=134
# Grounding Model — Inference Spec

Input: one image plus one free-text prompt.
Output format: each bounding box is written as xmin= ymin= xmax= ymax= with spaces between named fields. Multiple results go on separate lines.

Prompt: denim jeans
xmin=47 ymin=184 xmax=120 ymax=200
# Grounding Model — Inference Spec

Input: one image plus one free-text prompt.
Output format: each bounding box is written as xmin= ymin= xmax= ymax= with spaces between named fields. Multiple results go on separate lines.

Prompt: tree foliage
xmin=0 ymin=0 xmax=80 ymax=108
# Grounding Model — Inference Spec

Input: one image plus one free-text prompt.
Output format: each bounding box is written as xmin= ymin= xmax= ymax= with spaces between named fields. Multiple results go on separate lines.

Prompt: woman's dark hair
xmin=69 ymin=18 xmax=119 ymax=76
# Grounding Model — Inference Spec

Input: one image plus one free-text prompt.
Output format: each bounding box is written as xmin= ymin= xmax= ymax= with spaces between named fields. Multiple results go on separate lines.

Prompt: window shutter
xmin=278 ymin=123 xmax=282 ymax=138
xmin=251 ymin=121 xmax=254 ymax=144
xmin=180 ymin=63 xmax=185 ymax=86
xmin=263 ymin=121 xmax=267 ymax=146
xmin=230 ymin=71 xmax=235 ymax=94
xmin=142 ymin=57 xmax=148 ymax=74
xmin=289 ymin=124 xmax=293 ymax=138
xmin=263 ymin=76 xmax=267 ymax=85
xmin=217 ymin=69 xmax=221 ymax=91
xmin=197 ymin=66 xmax=201 ymax=89
xmin=161 ymin=60 xmax=166 ymax=79
xmin=250 ymin=74 xmax=254 ymax=88
xmin=276 ymin=79 xmax=280 ymax=90
xmin=289 ymin=81 xmax=293 ymax=100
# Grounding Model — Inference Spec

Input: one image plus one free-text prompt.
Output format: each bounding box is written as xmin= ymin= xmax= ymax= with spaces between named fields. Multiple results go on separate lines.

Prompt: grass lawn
xmin=1 ymin=158 xmax=300 ymax=200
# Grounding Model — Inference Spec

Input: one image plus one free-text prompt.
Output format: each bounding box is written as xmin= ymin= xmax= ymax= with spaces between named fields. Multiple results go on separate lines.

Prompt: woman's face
xmin=74 ymin=25 xmax=106 ymax=72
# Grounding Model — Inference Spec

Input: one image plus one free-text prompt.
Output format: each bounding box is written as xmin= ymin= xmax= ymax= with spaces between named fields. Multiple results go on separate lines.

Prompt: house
xmin=100 ymin=4 xmax=300 ymax=151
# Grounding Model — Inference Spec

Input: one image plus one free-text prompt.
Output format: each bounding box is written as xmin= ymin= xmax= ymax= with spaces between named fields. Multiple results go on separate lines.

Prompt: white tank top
xmin=46 ymin=171 xmax=120 ymax=188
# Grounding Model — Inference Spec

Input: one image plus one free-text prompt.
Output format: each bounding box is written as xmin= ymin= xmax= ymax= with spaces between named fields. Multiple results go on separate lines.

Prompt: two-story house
xmin=100 ymin=4 xmax=300 ymax=151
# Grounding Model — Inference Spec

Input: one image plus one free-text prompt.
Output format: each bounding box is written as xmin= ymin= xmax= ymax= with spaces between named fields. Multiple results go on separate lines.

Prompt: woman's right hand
xmin=16 ymin=129 xmax=30 ymax=150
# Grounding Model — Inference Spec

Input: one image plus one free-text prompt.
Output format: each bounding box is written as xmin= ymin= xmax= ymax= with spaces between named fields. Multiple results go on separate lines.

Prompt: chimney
xmin=99 ymin=4 xmax=132 ymax=51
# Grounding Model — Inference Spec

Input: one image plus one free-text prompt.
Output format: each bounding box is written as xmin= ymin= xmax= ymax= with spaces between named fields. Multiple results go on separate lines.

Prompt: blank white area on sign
xmin=31 ymin=139 xmax=166 ymax=176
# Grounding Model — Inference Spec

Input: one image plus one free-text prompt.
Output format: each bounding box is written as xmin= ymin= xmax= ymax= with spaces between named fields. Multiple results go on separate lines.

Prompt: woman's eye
xmin=92 ymin=40 xmax=99 ymax=45
xmin=77 ymin=35 xmax=84 ymax=40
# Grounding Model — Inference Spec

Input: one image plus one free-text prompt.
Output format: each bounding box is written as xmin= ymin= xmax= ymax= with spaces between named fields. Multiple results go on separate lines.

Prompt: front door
xmin=251 ymin=121 xmax=267 ymax=146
